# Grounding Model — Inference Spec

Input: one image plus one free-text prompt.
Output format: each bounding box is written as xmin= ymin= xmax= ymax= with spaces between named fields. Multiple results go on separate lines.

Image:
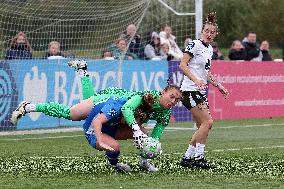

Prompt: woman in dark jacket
xmin=5 ymin=31 xmax=32 ymax=60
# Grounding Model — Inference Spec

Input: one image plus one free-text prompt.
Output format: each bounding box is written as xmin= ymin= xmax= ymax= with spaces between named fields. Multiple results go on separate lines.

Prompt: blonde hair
xmin=48 ymin=41 xmax=60 ymax=49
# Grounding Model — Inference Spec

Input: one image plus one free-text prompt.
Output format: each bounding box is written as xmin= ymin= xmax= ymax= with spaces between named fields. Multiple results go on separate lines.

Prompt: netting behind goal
xmin=0 ymin=0 xmax=197 ymax=130
xmin=0 ymin=0 xmax=196 ymax=59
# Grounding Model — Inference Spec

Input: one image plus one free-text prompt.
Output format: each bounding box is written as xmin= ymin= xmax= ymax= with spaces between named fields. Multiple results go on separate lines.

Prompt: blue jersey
xmin=83 ymin=97 xmax=127 ymax=148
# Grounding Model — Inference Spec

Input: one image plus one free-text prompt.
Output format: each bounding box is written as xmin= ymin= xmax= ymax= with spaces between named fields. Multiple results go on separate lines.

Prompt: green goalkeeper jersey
xmin=93 ymin=87 xmax=171 ymax=140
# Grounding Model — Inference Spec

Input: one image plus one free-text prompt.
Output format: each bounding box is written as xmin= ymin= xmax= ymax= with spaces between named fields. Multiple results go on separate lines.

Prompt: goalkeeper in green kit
xmin=11 ymin=60 xmax=182 ymax=172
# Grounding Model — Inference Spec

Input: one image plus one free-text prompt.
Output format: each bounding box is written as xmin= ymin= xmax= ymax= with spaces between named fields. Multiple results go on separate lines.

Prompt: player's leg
xmin=68 ymin=60 xmax=96 ymax=100
xmin=187 ymin=103 xmax=215 ymax=169
xmin=180 ymin=91 xmax=214 ymax=168
xmin=10 ymin=101 xmax=72 ymax=124
xmin=10 ymin=97 xmax=94 ymax=124
xmin=11 ymin=60 xmax=94 ymax=125
xmin=100 ymin=126 xmax=132 ymax=172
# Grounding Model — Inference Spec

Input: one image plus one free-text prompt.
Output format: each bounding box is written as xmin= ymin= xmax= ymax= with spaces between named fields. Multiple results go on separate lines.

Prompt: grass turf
xmin=0 ymin=117 xmax=283 ymax=189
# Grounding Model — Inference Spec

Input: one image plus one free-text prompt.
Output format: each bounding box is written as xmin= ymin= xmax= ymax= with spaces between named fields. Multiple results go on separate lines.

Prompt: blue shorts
xmin=83 ymin=97 xmax=127 ymax=149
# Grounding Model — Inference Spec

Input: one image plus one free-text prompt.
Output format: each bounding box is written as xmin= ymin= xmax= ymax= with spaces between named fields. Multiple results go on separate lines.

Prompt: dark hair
xmin=203 ymin=12 xmax=219 ymax=34
xmin=101 ymin=49 xmax=113 ymax=58
xmin=134 ymin=93 xmax=154 ymax=120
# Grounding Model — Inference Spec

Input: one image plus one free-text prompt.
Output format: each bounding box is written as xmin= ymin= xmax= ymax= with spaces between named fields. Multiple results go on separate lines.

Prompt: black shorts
xmin=181 ymin=91 xmax=209 ymax=110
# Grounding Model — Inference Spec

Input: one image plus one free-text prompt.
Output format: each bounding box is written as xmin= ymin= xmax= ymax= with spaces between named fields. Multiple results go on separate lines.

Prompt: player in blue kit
xmin=83 ymin=95 xmax=154 ymax=172
xmin=83 ymin=97 xmax=130 ymax=172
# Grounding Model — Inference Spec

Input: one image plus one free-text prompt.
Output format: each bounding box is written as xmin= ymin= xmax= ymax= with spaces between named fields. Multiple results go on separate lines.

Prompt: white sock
xmin=194 ymin=143 xmax=205 ymax=159
xmin=25 ymin=103 xmax=37 ymax=113
xmin=184 ymin=144 xmax=195 ymax=159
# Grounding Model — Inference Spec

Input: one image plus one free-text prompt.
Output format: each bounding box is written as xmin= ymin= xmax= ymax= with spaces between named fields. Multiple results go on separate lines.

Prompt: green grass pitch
xmin=0 ymin=117 xmax=284 ymax=189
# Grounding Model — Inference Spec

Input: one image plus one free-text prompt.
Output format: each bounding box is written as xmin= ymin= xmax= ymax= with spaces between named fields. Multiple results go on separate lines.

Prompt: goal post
xmin=0 ymin=0 xmax=202 ymax=130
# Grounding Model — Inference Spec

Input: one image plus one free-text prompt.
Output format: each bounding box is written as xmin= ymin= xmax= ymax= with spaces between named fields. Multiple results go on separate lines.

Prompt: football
xmin=140 ymin=137 xmax=162 ymax=159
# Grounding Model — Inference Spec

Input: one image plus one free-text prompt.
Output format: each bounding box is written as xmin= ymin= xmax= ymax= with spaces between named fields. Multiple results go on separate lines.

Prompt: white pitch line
xmin=212 ymin=145 xmax=284 ymax=152
xmin=0 ymin=127 xmax=82 ymax=136
xmin=23 ymin=145 xmax=284 ymax=159
xmin=170 ymin=145 xmax=284 ymax=155
xmin=0 ymin=134 xmax=84 ymax=141
xmin=0 ymin=122 xmax=283 ymax=140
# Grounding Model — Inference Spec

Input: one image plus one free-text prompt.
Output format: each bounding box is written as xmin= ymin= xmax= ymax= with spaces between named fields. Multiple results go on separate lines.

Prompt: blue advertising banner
xmin=168 ymin=61 xmax=192 ymax=122
xmin=1 ymin=59 xmax=168 ymax=129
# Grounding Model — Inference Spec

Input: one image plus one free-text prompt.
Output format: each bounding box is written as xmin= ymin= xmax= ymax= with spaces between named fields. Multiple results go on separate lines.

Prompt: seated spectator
xmin=242 ymin=32 xmax=260 ymax=61
xmin=258 ymin=40 xmax=272 ymax=61
xmin=144 ymin=32 xmax=167 ymax=60
xmin=228 ymin=40 xmax=247 ymax=60
xmin=211 ymin=42 xmax=224 ymax=60
xmin=101 ymin=49 xmax=114 ymax=60
xmin=5 ymin=31 xmax=32 ymax=60
xmin=159 ymin=24 xmax=183 ymax=60
xmin=44 ymin=41 xmax=65 ymax=59
xmin=160 ymin=43 xmax=174 ymax=61
xmin=110 ymin=38 xmax=136 ymax=60
xmin=120 ymin=24 xmax=144 ymax=59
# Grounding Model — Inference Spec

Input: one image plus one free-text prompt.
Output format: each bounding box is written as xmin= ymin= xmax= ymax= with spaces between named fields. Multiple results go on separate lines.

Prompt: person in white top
xmin=45 ymin=41 xmax=66 ymax=59
xmin=159 ymin=24 xmax=183 ymax=60
xmin=179 ymin=12 xmax=229 ymax=169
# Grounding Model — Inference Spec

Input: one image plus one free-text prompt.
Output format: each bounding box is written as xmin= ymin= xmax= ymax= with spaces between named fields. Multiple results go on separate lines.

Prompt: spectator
xmin=159 ymin=24 xmax=183 ymax=60
xmin=5 ymin=31 xmax=32 ymax=60
xmin=160 ymin=43 xmax=174 ymax=61
xmin=228 ymin=40 xmax=247 ymax=60
xmin=120 ymin=24 xmax=144 ymax=59
xmin=258 ymin=40 xmax=272 ymax=61
xmin=44 ymin=41 xmax=65 ymax=59
xmin=101 ymin=49 xmax=114 ymax=60
xmin=242 ymin=32 xmax=260 ymax=61
xmin=144 ymin=31 xmax=167 ymax=60
xmin=211 ymin=42 xmax=224 ymax=60
xmin=110 ymin=38 xmax=136 ymax=60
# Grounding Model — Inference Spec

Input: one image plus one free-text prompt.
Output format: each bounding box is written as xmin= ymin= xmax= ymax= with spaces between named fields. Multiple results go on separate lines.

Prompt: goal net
xmin=0 ymin=0 xmax=198 ymax=130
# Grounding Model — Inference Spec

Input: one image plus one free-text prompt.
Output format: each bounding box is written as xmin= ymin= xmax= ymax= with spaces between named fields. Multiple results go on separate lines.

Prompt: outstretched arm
xmin=121 ymin=95 xmax=143 ymax=126
xmin=121 ymin=95 xmax=148 ymax=148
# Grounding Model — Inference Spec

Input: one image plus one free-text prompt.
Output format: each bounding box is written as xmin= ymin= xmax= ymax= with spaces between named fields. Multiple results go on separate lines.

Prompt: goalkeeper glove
xmin=132 ymin=124 xmax=147 ymax=149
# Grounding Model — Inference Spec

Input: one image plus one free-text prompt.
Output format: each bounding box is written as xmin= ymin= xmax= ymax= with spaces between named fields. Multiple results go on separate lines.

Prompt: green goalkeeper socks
xmin=81 ymin=76 xmax=95 ymax=100
xmin=36 ymin=102 xmax=71 ymax=119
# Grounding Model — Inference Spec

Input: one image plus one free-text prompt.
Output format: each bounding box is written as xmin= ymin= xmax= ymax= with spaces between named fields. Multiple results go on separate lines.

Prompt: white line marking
xmin=0 ymin=127 xmax=82 ymax=136
xmin=0 ymin=122 xmax=283 ymax=140
xmin=170 ymin=145 xmax=284 ymax=155
xmin=211 ymin=145 xmax=284 ymax=152
xmin=23 ymin=145 xmax=284 ymax=159
xmin=0 ymin=135 xmax=84 ymax=141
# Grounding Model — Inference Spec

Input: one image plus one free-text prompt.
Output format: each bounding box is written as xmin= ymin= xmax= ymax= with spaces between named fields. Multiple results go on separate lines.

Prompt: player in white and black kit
xmin=179 ymin=12 xmax=229 ymax=169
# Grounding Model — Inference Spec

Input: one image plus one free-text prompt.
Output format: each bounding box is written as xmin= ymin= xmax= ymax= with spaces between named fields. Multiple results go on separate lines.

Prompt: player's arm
xmin=150 ymin=109 xmax=171 ymax=140
xmin=121 ymin=95 xmax=147 ymax=149
xmin=91 ymin=113 xmax=115 ymax=151
xmin=121 ymin=95 xmax=143 ymax=126
xmin=179 ymin=53 xmax=197 ymax=83
xmin=207 ymin=71 xmax=229 ymax=98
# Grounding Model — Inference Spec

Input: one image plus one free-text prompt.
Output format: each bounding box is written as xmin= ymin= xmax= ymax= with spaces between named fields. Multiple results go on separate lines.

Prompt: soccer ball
xmin=140 ymin=137 xmax=162 ymax=159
